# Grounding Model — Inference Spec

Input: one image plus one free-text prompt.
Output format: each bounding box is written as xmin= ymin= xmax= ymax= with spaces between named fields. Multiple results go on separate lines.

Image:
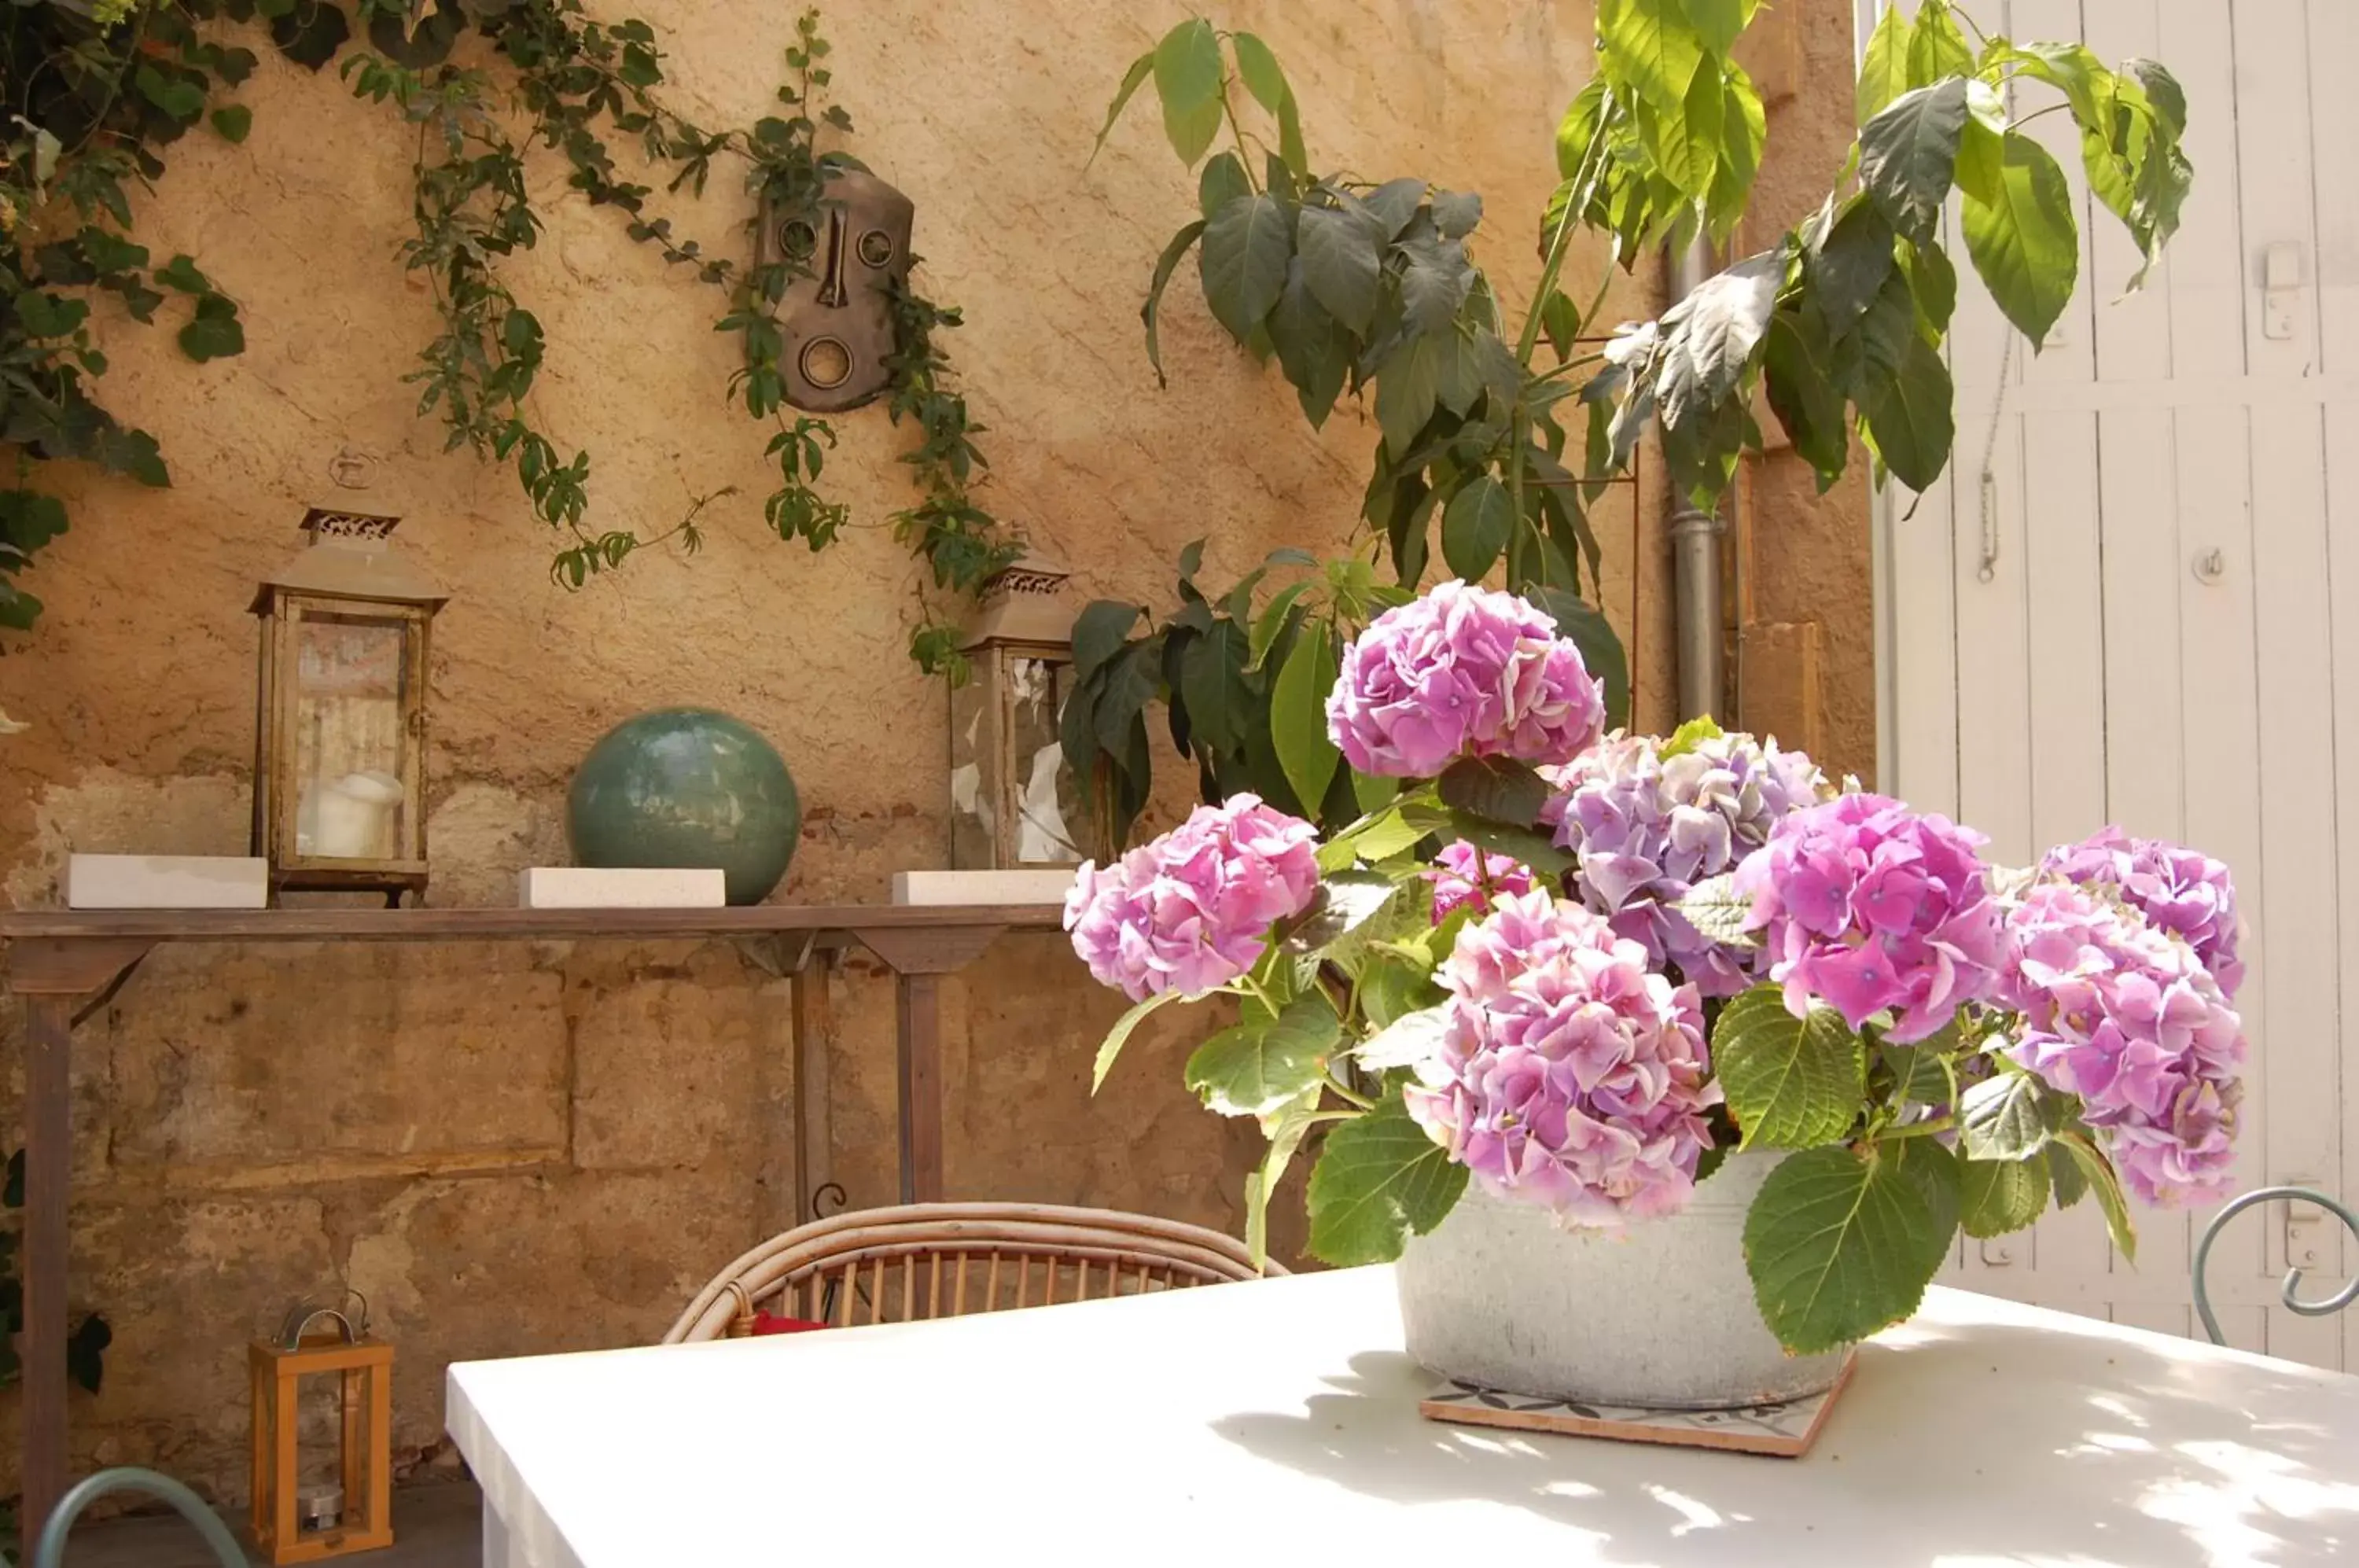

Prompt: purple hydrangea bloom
xmin=2000 ymin=879 xmax=2246 ymax=1206
xmin=1422 ymin=841 xmax=1536 ymax=924
xmin=1062 ymin=794 xmax=1319 ymax=1003
xmin=1541 ymin=730 xmax=1827 ymax=996
xmin=2041 ymin=826 xmax=2246 ymax=1000
xmin=1731 ymin=793 xmax=2005 ymax=1043
xmin=1404 ymin=889 xmax=1722 ymax=1228
xmin=1326 ymin=580 xmax=1606 ymax=778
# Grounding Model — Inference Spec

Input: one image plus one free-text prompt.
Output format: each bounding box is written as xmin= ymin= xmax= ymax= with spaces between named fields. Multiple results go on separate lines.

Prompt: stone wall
xmin=0 ymin=0 xmax=1865 ymax=1502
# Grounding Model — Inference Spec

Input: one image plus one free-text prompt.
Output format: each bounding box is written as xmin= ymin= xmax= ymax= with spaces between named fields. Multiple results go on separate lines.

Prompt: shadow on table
xmin=1210 ymin=1315 xmax=2359 ymax=1566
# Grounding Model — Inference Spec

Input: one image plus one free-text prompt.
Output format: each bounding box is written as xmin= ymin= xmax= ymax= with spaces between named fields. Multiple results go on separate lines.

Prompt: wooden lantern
xmin=249 ymin=1292 xmax=393 ymax=1563
xmin=948 ymin=555 xmax=1085 ymax=870
xmin=250 ymin=509 xmax=447 ymax=906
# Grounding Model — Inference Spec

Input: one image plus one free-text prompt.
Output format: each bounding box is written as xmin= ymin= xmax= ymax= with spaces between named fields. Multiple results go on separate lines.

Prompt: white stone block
xmin=65 ymin=854 xmax=270 ymax=909
xmin=891 ymin=868 xmax=1077 ymax=907
xmin=518 ymin=867 xmax=727 ymax=908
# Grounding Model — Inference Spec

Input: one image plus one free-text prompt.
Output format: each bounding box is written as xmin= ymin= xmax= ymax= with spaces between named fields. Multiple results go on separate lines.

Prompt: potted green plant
xmin=1070 ymin=580 xmax=2246 ymax=1407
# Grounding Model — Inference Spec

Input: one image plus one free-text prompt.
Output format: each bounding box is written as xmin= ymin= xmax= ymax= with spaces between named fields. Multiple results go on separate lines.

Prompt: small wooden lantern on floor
xmin=948 ymin=554 xmax=1086 ymax=868
xmin=249 ymin=1290 xmax=394 ymax=1563
xmin=250 ymin=508 xmax=447 ymax=906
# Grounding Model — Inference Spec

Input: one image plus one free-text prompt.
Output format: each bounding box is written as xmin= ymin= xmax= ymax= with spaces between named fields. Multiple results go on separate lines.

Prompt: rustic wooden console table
xmin=0 ymin=902 xmax=1063 ymax=1544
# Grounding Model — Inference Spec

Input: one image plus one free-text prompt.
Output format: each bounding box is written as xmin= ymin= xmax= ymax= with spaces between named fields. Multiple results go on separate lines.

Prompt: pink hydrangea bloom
xmin=1326 ymin=580 xmax=1606 ymax=778
xmin=1404 ymin=889 xmax=1722 ymax=1228
xmin=1731 ymin=793 xmax=2004 ymax=1043
xmin=2001 ymin=879 xmax=2246 ymax=1205
xmin=1062 ymin=794 xmax=1319 ymax=1003
xmin=1422 ymin=841 xmax=1536 ymax=923
xmin=1542 ymin=730 xmax=1827 ymax=996
xmin=2041 ymin=826 xmax=2246 ymax=1000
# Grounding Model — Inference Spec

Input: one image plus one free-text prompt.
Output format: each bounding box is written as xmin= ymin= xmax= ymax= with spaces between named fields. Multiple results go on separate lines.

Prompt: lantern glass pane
xmin=948 ymin=658 xmax=996 ymax=869
xmin=1007 ymin=655 xmax=1081 ymax=865
xmin=293 ymin=613 xmax=410 ymax=860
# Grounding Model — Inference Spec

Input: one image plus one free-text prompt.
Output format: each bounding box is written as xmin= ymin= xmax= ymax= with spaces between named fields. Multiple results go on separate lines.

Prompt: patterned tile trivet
xmin=1418 ymin=1350 xmax=1856 ymax=1458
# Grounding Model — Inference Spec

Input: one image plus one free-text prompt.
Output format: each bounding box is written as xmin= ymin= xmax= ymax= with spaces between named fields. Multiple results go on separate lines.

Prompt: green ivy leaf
xmin=270 ymin=0 xmax=351 ymax=70
xmin=178 ymin=296 xmax=246 ymax=362
xmin=1306 ymin=1091 xmax=1469 ymax=1266
xmin=1959 ymin=1069 xmax=2061 ymax=1161
xmin=1713 ymin=984 xmax=1865 ymax=1150
xmin=1199 ymin=193 xmax=1292 ymax=342
xmin=1960 ymin=1153 xmax=2050 ymax=1239
xmin=1439 ymin=473 xmax=1512 ymax=581
xmin=1091 ymin=988 xmax=1180 ymax=1091
xmin=1743 ymin=1143 xmax=1945 ymax=1355
xmin=1187 ymin=993 xmax=1341 ymax=1117
xmin=208 ymin=104 xmax=254 ymax=143
xmin=1272 ymin=619 xmax=1341 ymax=814
xmin=65 ymin=1313 xmax=111 ymax=1396
xmin=1858 ymin=79 xmax=1967 ymax=248
xmin=1961 ymin=132 xmax=2078 ymax=348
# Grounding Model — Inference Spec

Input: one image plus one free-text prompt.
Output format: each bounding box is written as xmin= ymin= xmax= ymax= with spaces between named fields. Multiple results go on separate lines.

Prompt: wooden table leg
xmin=896 ymin=973 xmax=942 ymax=1204
xmin=790 ymin=952 xmax=839 ymax=1218
xmin=855 ymin=926 xmax=1005 ymax=1209
xmin=19 ymin=992 xmax=72 ymax=1550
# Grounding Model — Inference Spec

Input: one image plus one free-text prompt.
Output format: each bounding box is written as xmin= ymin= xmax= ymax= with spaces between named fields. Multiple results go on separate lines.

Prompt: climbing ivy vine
xmin=2 ymin=1 xmax=1008 ymax=675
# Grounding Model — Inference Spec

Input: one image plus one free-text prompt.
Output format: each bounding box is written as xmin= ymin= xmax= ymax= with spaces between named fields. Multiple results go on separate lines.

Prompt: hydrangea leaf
xmin=1353 ymin=1001 xmax=1451 ymax=1072
xmin=2055 ymin=1129 xmax=2137 ymax=1263
xmin=1400 ymin=803 xmax=1575 ymax=878
xmin=1713 ymin=984 xmax=1864 ymax=1150
xmin=1272 ymin=620 xmax=1341 ymax=812
xmin=1661 ymin=714 xmax=1726 ymax=758
xmin=1307 ymin=1091 xmax=1468 ymax=1265
xmin=1090 ymin=988 xmax=1180 ymax=1092
xmin=1436 ymin=754 xmax=1550 ymax=829
xmin=1959 ymin=1068 xmax=2063 ymax=1161
xmin=1185 ymin=992 xmax=1340 ymax=1117
xmin=1960 ymin=1151 xmax=2050 ymax=1239
xmin=1278 ymin=871 xmax=1399 ymax=958
xmin=1742 ymin=1143 xmax=1943 ymax=1355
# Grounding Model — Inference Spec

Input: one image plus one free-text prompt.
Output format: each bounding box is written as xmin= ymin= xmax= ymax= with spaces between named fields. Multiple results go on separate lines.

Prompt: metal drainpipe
xmin=1668 ymin=233 xmax=1726 ymax=723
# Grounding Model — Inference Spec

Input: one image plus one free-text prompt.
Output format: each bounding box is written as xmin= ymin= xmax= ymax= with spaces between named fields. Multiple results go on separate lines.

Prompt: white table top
xmin=448 ymin=1266 xmax=2359 ymax=1567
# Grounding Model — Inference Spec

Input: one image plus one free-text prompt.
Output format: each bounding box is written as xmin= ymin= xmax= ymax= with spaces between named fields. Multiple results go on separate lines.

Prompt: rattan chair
xmin=663 ymin=1202 xmax=1283 ymax=1343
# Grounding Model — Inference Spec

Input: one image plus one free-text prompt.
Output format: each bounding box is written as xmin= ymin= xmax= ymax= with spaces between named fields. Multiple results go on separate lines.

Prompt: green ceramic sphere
xmin=567 ymin=708 xmax=801 ymax=905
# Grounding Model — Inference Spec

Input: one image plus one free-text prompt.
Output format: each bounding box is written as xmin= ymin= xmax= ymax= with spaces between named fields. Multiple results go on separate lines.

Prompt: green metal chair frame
xmin=32 ymin=1467 xmax=245 ymax=1568
xmin=2192 ymin=1184 xmax=2359 ymax=1347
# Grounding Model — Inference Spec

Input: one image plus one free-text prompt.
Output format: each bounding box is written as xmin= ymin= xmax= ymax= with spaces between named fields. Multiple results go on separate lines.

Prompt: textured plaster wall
xmin=0 ymin=0 xmax=1864 ymax=1503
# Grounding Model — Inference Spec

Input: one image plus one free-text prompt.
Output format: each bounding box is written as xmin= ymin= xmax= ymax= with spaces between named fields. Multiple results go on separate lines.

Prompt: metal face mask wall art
xmin=761 ymin=167 xmax=915 ymax=412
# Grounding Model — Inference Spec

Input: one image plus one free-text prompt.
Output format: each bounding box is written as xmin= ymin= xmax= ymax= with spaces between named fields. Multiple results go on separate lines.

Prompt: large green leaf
xmin=1960 ymin=1152 xmax=2050 ymax=1239
xmin=1860 ymin=333 xmax=1954 ymax=493
xmin=1091 ymin=49 xmax=1155 ymax=163
xmin=1200 ymin=194 xmax=1293 ymax=342
xmin=1198 ymin=152 xmax=1250 ymax=221
xmin=1246 ymin=1088 xmax=1323 ymax=1268
xmin=1296 ymin=202 xmax=1382 ymax=335
xmin=1230 ymin=31 xmax=1289 ymax=116
xmin=1374 ymin=331 xmax=1443 ymax=456
xmin=1070 ymin=600 xmax=1141 ymax=683
xmin=1440 ymin=474 xmax=1512 ymax=581
xmin=1152 ymin=18 xmax=1224 ymax=164
xmin=1306 ymin=1092 xmax=1469 ymax=1266
xmin=1091 ymin=988 xmax=1180 ymax=1091
xmin=1807 ymin=197 xmax=1897 ymax=335
xmin=1743 ymin=1143 xmax=1945 ymax=1355
xmin=1186 ymin=993 xmax=1341 ymax=1117
xmin=1179 ymin=620 xmax=1253 ymax=753
xmin=1272 ymin=620 xmax=1341 ymax=814
xmin=1961 ymin=132 xmax=2078 ymax=348
xmin=1713 ymin=984 xmax=1864 ymax=1150
xmin=1140 ymin=219 xmax=1206 ymax=386
xmin=1354 ymin=1002 xmax=1452 ymax=1072
xmin=1399 ymin=804 xmax=1576 ymax=878
xmin=1904 ymin=0 xmax=1974 ymax=85
xmin=1886 ymin=1137 xmax=1961 ymax=1264
xmin=1658 ymin=250 xmax=1783 ymax=427
xmin=1855 ymin=3 xmax=1910 ymax=123
xmin=1959 ymin=1069 xmax=2061 ymax=1161
xmin=1761 ymin=312 xmax=1848 ymax=483
xmin=1676 ymin=871 xmax=1757 ymax=947
xmin=1269 ymin=258 xmax=1349 ymax=427
xmin=1858 ymin=79 xmax=1967 ymax=247
xmin=1598 ymin=0 xmax=1706 ymax=113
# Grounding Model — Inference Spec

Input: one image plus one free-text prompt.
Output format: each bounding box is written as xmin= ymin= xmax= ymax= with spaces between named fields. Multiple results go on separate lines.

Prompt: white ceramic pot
xmin=1395 ymin=1150 xmax=1847 ymax=1410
